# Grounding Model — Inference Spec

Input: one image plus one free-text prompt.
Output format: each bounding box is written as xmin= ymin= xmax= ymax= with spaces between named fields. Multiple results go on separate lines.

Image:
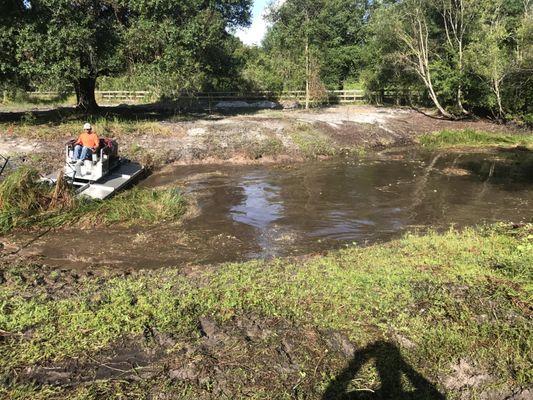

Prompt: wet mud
xmin=5 ymin=150 xmax=532 ymax=270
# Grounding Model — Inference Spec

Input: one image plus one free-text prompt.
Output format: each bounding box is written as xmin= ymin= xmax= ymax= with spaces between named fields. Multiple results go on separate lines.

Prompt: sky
xmin=235 ymin=0 xmax=277 ymax=46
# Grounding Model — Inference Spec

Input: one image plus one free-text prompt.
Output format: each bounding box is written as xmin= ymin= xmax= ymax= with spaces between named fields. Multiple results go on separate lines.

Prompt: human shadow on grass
xmin=322 ymin=341 xmax=445 ymax=400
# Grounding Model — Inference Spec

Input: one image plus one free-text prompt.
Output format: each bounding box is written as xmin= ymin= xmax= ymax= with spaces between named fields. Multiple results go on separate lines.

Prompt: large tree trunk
xmin=75 ymin=77 xmax=98 ymax=113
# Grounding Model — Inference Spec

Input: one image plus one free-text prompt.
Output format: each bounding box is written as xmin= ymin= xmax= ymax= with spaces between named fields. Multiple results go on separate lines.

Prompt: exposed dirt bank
xmin=0 ymin=106 xmax=527 ymax=176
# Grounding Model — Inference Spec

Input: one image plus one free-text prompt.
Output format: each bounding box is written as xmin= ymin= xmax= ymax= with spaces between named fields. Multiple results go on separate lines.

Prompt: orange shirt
xmin=76 ymin=131 xmax=99 ymax=148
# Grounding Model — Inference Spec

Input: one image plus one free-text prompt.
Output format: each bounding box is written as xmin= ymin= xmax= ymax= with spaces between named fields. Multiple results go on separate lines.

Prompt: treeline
xmin=246 ymin=0 xmax=532 ymax=120
xmin=1 ymin=0 xmax=531 ymax=121
xmin=0 ymin=0 xmax=253 ymax=111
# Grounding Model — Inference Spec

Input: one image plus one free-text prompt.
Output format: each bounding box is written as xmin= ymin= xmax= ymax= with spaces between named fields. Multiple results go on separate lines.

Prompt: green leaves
xmin=4 ymin=0 xmax=252 ymax=98
xmin=248 ymin=0 xmax=371 ymax=92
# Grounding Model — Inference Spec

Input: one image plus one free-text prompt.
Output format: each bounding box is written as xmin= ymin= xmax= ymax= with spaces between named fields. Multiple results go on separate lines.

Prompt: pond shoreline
xmin=1 ymin=105 xmax=530 ymax=176
xmin=1 ymin=224 xmax=531 ymax=399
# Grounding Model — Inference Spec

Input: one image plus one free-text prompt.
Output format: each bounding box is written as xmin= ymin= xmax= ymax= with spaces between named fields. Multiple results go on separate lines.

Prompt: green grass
xmin=0 ymin=167 xmax=185 ymax=233
xmin=243 ymin=137 xmax=285 ymax=159
xmin=0 ymin=93 xmax=76 ymax=112
xmin=1 ymin=224 xmax=531 ymax=398
xmin=420 ymin=129 xmax=533 ymax=149
xmin=289 ymin=122 xmax=337 ymax=158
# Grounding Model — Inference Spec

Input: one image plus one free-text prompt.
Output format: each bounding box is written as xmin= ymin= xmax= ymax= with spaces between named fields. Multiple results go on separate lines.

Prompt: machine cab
xmin=64 ymin=138 xmax=119 ymax=183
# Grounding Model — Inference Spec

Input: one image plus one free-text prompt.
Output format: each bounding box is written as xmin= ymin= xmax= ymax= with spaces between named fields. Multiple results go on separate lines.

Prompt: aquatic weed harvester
xmin=44 ymin=138 xmax=143 ymax=199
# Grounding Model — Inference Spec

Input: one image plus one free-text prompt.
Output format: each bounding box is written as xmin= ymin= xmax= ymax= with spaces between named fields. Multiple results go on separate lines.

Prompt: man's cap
xmin=83 ymin=123 xmax=92 ymax=130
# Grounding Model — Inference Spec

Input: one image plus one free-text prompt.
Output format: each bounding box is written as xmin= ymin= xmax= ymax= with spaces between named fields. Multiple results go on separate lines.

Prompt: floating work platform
xmin=45 ymin=161 xmax=144 ymax=200
xmin=42 ymin=138 xmax=144 ymax=200
xmin=74 ymin=161 xmax=144 ymax=199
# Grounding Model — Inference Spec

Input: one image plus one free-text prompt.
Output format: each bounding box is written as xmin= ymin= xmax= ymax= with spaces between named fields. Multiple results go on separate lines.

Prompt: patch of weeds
xmin=0 ymin=383 xmax=61 ymax=400
xmin=0 ymin=272 xmax=202 ymax=373
xmin=21 ymin=112 xmax=37 ymax=125
xmin=0 ymin=167 xmax=186 ymax=233
xmin=167 ymin=113 xmax=198 ymax=123
xmin=136 ymin=121 xmax=175 ymax=136
xmin=257 ymin=109 xmax=285 ymax=118
xmin=420 ymin=129 xmax=533 ymax=149
xmin=340 ymin=146 xmax=366 ymax=158
xmin=244 ymin=137 xmax=284 ymax=159
xmin=0 ymin=167 xmax=69 ymax=233
xmin=79 ymin=186 xmax=186 ymax=226
xmin=100 ymin=118 xmax=175 ymax=137
xmin=289 ymin=122 xmax=337 ymax=158
xmin=128 ymin=143 xmax=143 ymax=155
xmin=0 ymin=118 xmax=176 ymax=141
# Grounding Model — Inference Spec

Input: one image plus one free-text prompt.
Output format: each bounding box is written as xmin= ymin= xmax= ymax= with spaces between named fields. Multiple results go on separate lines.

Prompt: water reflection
xmin=176 ymin=153 xmax=532 ymax=261
xmin=231 ymin=174 xmax=283 ymax=228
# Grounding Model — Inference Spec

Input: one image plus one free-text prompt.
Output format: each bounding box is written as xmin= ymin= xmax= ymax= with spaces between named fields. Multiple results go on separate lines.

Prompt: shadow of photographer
xmin=322 ymin=341 xmax=445 ymax=400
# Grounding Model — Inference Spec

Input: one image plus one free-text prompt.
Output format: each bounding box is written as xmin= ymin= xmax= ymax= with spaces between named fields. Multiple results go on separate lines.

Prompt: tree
xmin=464 ymin=0 xmax=531 ymax=119
xmin=252 ymin=0 xmax=372 ymax=105
xmin=392 ymin=0 xmax=453 ymax=117
xmin=266 ymin=0 xmax=325 ymax=108
xmin=466 ymin=17 xmax=510 ymax=118
xmin=317 ymin=0 xmax=372 ymax=89
xmin=438 ymin=0 xmax=477 ymax=114
xmin=0 ymin=0 xmax=26 ymax=93
xmin=14 ymin=0 xmax=252 ymax=112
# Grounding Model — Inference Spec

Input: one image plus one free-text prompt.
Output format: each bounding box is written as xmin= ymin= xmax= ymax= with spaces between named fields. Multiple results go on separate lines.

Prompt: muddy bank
xmin=1 ymin=106 xmax=528 ymax=176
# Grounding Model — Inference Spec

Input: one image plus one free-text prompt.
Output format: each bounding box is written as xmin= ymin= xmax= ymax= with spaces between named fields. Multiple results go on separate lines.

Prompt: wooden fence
xmin=97 ymin=90 xmax=152 ymax=101
xmin=24 ymin=89 xmax=366 ymax=104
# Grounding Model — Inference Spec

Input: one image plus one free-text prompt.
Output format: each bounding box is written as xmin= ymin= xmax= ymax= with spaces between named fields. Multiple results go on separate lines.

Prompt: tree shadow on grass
xmin=0 ymin=100 xmax=274 ymax=124
xmin=322 ymin=341 xmax=445 ymax=400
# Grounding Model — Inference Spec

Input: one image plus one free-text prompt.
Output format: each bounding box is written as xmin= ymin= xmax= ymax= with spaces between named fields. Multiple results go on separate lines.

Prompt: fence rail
xmin=23 ymin=89 xmax=367 ymax=104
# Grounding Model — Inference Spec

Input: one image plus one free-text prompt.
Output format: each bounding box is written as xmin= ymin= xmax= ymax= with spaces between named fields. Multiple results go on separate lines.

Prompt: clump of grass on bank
xmin=420 ymin=129 xmax=533 ymax=149
xmin=0 ymin=167 xmax=185 ymax=233
xmin=0 ymin=224 xmax=531 ymax=398
xmin=289 ymin=122 xmax=337 ymax=158
xmin=243 ymin=137 xmax=284 ymax=159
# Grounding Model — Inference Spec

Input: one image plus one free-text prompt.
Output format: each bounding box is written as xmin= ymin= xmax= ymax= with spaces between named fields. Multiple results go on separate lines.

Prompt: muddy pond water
xmin=15 ymin=150 xmax=533 ymax=269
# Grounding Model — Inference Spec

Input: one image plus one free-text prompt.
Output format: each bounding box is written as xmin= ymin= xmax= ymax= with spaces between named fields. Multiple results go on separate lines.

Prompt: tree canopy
xmin=2 ymin=0 xmax=252 ymax=111
xmin=245 ymin=0 xmax=532 ymax=120
xmin=1 ymin=0 xmax=531 ymax=120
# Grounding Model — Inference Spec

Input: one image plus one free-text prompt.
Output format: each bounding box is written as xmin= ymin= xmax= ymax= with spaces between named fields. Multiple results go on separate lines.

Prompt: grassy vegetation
xmin=420 ymin=129 xmax=533 ymax=149
xmin=1 ymin=224 xmax=531 ymax=398
xmin=243 ymin=137 xmax=284 ymax=159
xmin=289 ymin=123 xmax=338 ymax=158
xmin=0 ymin=116 xmax=176 ymax=140
xmin=0 ymin=167 xmax=185 ymax=233
xmin=0 ymin=93 xmax=76 ymax=112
